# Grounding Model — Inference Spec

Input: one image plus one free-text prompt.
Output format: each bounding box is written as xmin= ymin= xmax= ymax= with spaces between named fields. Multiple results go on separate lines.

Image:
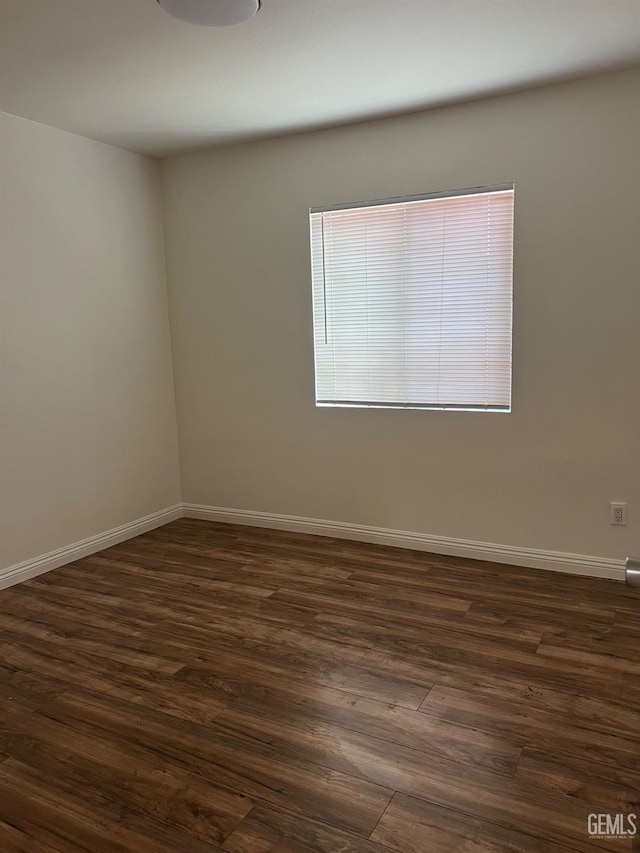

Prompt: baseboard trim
xmin=183 ymin=503 xmax=625 ymax=581
xmin=0 ymin=504 xmax=183 ymax=591
xmin=1 ymin=502 xmax=624 ymax=589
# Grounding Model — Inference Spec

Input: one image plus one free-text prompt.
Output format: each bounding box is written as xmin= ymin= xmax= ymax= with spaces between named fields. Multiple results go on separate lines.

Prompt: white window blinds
xmin=310 ymin=186 xmax=514 ymax=411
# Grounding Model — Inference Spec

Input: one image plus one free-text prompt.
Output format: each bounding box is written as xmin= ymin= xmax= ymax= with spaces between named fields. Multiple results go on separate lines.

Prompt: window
xmin=310 ymin=185 xmax=514 ymax=412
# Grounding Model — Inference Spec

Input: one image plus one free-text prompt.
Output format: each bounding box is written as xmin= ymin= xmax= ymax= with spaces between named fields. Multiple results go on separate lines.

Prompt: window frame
xmin=309 ymin=183 xmax=515 ymax=413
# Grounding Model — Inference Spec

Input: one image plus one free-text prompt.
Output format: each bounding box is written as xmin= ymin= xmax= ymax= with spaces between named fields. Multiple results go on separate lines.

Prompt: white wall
xmin=0 ymin=111 xmax=181 ymax=572
xmin=162 ymin=69 xmax=640 ymax=562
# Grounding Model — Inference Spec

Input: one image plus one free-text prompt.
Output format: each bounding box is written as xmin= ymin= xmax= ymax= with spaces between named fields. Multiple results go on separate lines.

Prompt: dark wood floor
xmin=0 ymin=519 xmax=639 ymax=852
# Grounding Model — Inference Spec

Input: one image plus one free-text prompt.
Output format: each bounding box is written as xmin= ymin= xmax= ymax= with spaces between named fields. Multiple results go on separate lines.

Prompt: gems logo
xmin=588 ymin=814 xmax=637 ymax=840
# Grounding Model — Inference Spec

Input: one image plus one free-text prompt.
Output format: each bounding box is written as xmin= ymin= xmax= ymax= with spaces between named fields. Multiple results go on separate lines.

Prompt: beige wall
xmin=0 ymin=111 xmax=181 ymax=571
xmin=162 ymin=69 xmax=640 ymax=561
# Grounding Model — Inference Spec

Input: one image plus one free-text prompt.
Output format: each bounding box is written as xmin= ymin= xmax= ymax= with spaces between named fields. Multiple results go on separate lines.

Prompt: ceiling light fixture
xmin=157 ymin=0 xmax=261 ymax=27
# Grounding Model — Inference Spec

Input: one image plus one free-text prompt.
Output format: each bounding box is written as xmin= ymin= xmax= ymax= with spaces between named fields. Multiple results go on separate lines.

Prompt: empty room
xmin=1 ymin=0 xmax=639 ymax=850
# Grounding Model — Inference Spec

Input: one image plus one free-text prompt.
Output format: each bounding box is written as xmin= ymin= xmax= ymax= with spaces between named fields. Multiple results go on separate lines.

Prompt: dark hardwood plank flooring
xmin=223 ymin=805 xmax=391 ymax=853
xmin=370 ymin=793 xmax=574 ymax=853
xmin=0 ymin=518 xmax=638 ymax=852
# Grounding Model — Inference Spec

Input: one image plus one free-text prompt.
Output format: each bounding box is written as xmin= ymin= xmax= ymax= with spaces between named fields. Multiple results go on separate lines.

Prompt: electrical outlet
xmin=610 ymin=502 xmax=627 ymax=525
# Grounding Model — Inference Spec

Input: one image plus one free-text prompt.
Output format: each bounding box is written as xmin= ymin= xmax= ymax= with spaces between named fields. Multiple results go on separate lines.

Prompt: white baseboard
xmin=0 ymin=504 xmax=183 ymax=591
xmin=1 ymin=501 xmax=625 ymax=590
xmin=183 ymin=503 xmax=625 ymax=581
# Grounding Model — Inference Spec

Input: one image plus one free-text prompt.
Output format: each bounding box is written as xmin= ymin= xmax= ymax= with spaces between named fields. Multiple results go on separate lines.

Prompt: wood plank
xmin=0 ymin=635 xmax=109 ymax=688
xmin=401 ymin=561 xmax=623 ymax=615
xmin=419 ymin=685 xmax=640 ymax=771
xmin=0 ymin=663 xmax=69 ymax=708
xmin=8 ymin=581 xmax=331 ymax=665
xmin=356 ymin=751 xmax=632 ymax=851
xmin=313 ymin=609 xmax=544 ymax=652
xmin=176 ymin=649 xmax=431 ymax=710
xmin=465 ymin=599 xmax=615 ymax=636
xmin=0 ymin=819 xmax=66 ymax=853
xmin=82 ymin=665 xmax=230 ymax=724
xmin=8 ymin=586 xmax=366 ymax=678
xmin=40 ymin=688 xmax=394 ymax=837
xmin=0 ymin=612 xmax=184 ymax=674
xmin=411 ymin=675 xmax=640 ymax=742
xmin=370 ymin=792 xmax=585 ymax=853
xmin=212 ymin=703 xmax=628 ymax=851
xmin=215 ymin=697 xmax=523 ymax=779
xmin=621 ymin=675 xmax=640 ymax=708
xmin=0 ymin=758 xmax=224 ymax=853
xmin=538 ymin=624 xmax=640 ymax=663
xmin=271 ymin=586 xmax=471 ymax=629
xmin=202 ymin=675 xmax=520 ymax=768
xmin=223 ymin=805 xmax=392 ymax=853
xmin=515 ymin=748 xmax=640 ymax=813
xmin=0 ymin=696 xmax=253 ymax=847
xmin=360 ymin=644 xmax=624 ymax=703
xmin=536 ymin=636 xmax=640 ymax=676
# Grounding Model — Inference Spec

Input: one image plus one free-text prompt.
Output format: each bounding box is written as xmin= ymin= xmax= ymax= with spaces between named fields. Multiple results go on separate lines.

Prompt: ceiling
xmin=1 ymin=0 xmax=639 ymax=158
